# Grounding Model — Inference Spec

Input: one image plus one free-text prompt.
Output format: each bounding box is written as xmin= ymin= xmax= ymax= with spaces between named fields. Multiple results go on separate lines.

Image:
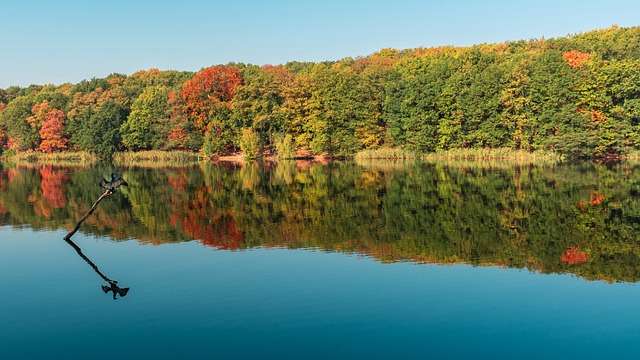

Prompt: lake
xmin=1 ymin=160 xmax=640 ymax=359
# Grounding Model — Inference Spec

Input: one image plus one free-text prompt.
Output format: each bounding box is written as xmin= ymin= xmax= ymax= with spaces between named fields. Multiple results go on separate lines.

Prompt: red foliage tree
xmin=39 ymin=109 xmax=68 ymax=153
xmin=561 ymin=247 xmax=589 ymax=265
xmin=179 ymin=65 xmax=242 ymax=132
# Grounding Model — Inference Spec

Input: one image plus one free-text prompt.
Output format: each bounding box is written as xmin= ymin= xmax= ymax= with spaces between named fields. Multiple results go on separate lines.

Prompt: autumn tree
xmin=350 ymin=53 xmax=397 ymax=149
xmin=39 ymin=109 xmax=68 ymax=153
xmin=383 ymin=53 xmax=460 ymax=153
xmin=166 ymin=90 xmax=203 ymax=151
xmin=2 ymin=86 xmax=22 ymax=104
xmin=170 ymin=65 xmax=242 ymax=154
xmin=26 ymin=100 xmax=52 ymax=143
xmin=0 ymin=89 xmax=9 ymax=106
xmin=66 ymin=76 xmax=133 ymax=150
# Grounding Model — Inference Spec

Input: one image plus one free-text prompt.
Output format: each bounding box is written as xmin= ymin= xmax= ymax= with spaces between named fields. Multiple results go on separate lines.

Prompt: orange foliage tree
xmin=39 ymin=109 xmax=68 ymax=153
xmin=26 ymin=100 xmax=52 ymax=136
xmin=562 ymin=50 xmax=591 ymax=69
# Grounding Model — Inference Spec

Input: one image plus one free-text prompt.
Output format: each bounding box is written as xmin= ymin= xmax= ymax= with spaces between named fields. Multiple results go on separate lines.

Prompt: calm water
xmin=2 ymin=160 xmax=640 ymax=359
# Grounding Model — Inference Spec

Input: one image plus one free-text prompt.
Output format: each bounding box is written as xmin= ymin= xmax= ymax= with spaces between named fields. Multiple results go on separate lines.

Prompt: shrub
xmin=239 ymin=127 xmax=263 ymax=159
xmin=274 ymin=134 xmax=297 ymax=159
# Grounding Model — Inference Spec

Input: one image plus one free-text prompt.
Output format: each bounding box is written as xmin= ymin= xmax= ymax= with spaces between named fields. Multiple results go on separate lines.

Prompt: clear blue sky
xmin=1 ymin=0 xmax=639 ymax=88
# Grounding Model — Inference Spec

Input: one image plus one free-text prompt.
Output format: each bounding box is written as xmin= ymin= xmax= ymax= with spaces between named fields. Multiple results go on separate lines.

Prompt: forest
xmin=1 ymin=25 xmax=640 ymax=160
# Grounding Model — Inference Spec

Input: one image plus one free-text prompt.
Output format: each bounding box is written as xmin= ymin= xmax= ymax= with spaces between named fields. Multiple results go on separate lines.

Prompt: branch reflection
xmin=64 ymin=238 xmax=130 ymax=300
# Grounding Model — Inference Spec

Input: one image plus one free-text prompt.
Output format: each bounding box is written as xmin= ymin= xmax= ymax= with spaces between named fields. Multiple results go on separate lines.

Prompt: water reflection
xmin=64 ymin=237 xmax=130 ymax=299
xmin=2 ymin=160 xmax=640 ymax=283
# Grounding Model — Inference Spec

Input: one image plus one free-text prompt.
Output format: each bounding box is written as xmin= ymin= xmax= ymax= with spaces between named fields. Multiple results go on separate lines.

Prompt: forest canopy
xmin=1 ymin=25 xmax=640 ymax=159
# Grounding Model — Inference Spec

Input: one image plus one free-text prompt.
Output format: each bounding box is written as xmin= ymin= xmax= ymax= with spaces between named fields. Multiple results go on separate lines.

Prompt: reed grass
xmin=622 ymin=150 xmax=640 ymax=161
xmin=3 ymin=148 xmax=564 ymax=168
xmin=2 ymin=151 xmax=98 ymax=166
xmin=113 ymin=150 xmax=202 ymax=163
xmin=354 ymin=147 xmax=565 ymax=163
xmin=353 ymin=148 xmax=417 ymax=161
xmin=2 ymin=150 xmax=202 ymax=167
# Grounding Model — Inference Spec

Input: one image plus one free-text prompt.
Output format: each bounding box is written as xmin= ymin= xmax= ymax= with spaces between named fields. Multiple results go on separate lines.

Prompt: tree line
xmin=1 ymin=25 xmax=640 ymax=159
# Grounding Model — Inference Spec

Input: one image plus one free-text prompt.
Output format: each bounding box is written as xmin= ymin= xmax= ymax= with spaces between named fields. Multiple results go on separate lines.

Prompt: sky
xmin=1 ymin=0 xmax=639 ymax=88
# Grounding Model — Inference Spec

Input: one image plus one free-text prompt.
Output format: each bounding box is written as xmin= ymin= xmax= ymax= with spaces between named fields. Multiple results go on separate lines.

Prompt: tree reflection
xmin=2 ymin=161 xmax=640 ymax=283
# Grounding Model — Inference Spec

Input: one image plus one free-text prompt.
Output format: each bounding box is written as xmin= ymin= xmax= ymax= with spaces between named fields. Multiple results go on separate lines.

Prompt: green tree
xmin=299 ymin=61 xmax=380 ymax=156
xmin=66 ymin=83 xmax=128 ymax=149
xmin=239 ymin=127 xmax=263 ymax=159
xmin=274 ymin=133 xmax=297 ymax=159
xmin=500 ymin=60 xmax=534 ymax=150
xmin=384 ymin=52 xmax=459 ymax=153
xmin=76 ymin=100 xmax=125 ymax=159
xmin=0 ymin=95 xmax=37 ymax=151
xmin=527 ymin=50 xmax=584 ymax=152
xmin=231 ymin=65 xmax=293 ymax=149
xmin=121 ymin=86 xmax=171 ymax=150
